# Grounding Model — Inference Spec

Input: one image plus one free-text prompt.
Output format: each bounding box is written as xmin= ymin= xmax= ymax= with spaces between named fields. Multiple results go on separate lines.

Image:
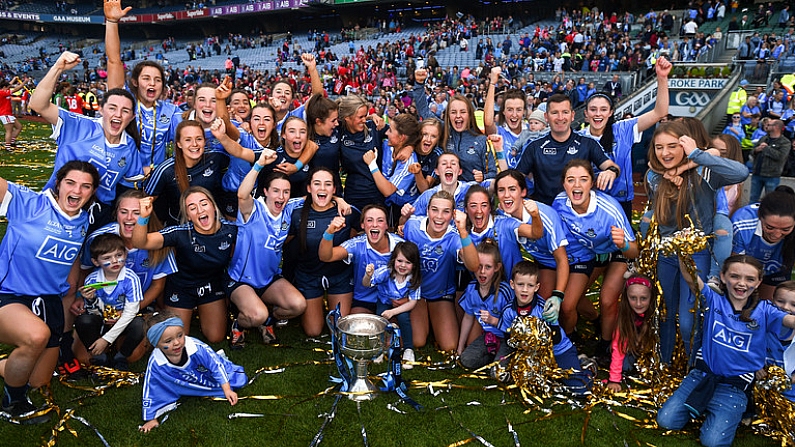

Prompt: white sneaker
xmin=402 ymin=348 xmax=415 ymax=370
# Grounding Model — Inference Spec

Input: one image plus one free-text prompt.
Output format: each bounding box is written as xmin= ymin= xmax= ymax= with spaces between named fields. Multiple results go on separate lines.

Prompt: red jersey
xmin=65 ymin=95 xmax=84 ymax=114
xmin=0 ymin=88 xmax=12 ymax=116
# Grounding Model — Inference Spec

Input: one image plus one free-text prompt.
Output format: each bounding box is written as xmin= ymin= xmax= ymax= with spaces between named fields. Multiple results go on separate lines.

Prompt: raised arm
xmin=210 ymin=118 xmax=254 ymax=162
xmin=318 ymin=216 xmax=349 ymax=262
xmin=104 ymin=0 xmax=132 ymax=90
xmin=518 ymin=200 xmax=543 ymax=240
xmin=408 ymin=69 xmax=435 ymax=121
xmin=483 ymin=67 xmax=501 ymax=135
xmin=238 ymin=149 xmax=277 ymax=221
xmin=637 ymin=56 xmax=672 ymax=132
xmin=363 ymin=149 xmax=397 ymax=197
xmin=132 ymin=197 xmax=166 ymax=251
xmin=30 ymin=52 xmax=81 ymax=124
xmin=302 ymin=53 xmax=324 ymax=96
xmin=455 ymin=210 xmax=479 ymax=271
xmin=215 ymin=77 xmax=241 ymax=142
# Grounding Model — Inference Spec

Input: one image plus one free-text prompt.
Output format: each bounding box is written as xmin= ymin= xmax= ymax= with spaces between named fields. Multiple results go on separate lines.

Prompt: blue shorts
xmin=764 ymin=270 xmax=790 ymax=286
xmin=225 ymin=275 xmax=283 ymax=299
xmin=0 ymin=293 xmax=64 ymax=348
xmin=293 ymin=270 xmax=353 ymax=299
xmin=164 ymin=279 xmax=226 ymax=309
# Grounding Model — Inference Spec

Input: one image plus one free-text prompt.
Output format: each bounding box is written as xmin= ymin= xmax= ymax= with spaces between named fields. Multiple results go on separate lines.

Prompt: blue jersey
xmin=340 ymin=121 xmax=388 ymax=203
xmin=498 ymin=293 xmax=574 ymax=356
xmin=765 ymin=327 xmax=795 ymax=402
xmin=732 ymin=204 xmax=787 ymax=275
xmin=469 ymin=214 xmax=524 ymax=276
xmin=579 ymin=117 xmax=638 ymax=202
xmin=228 ymin=197 xmax=303 ymax=287
xmin=84 ymin=266 xmax=143 ymax=311
xmin=380 ymin=142 xmax=420 ymax=206
xmin=412 ymin=181 xmax=490 ymax=217
xmin=80 ymin=223 xmax=178 ymax=293
xmin=369 ymin=266 xmax=422 ymax=305
xmin=552 ymin=190 xmax=635 ymax=263
xmin=699 ymin=283 xmax=786 ymax=376
xmin=145 ymin=152 xmax=229 ymax=226
xmin=515 ymin=132 xmax=610 ymax=205
xmin=119 ymin=99 xmax=182 ymax=188
xmin=288 ymin=203 xmax=355 ymax=277
xmin=159 ymin=222 xmax=237 ymax=290
xmin=221 ymin=130 xmax=267 ymax=194
xmin=458 ymin=281 xmax=513 ymax=337
xmin=46 ymin=109 xmax=142 ymax=204
xmin=403 ymin=216 xmax=463 ymax=299
xmin=497 ymin=123 xmax=526 ymax=168
xmin=341 ymin=233 xmax=403 ymax=303
xmin=142 ymin=336 xmax=247 ymax=421
xmin=0 ymin=184 xmax=90 ymax=296
xmin=512 ymin=203 xmax=569 ymax=268
xmin=275 ymin=104 xmax=306 ymax=133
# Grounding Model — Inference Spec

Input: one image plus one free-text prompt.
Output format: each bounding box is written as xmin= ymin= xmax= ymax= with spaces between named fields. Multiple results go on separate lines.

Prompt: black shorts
xmin=293 ymin=270 xmax=353 ymax=299
xmin=225 ymin=275 xmax=283 ymax=299
xmin=764 ymin=270 xmax=790 ymax=286
xmin=351 ymin=299 xmax=378 ymax=313
xmin=569 ymin=259 xmax=597 ymax=277
xmin=593 ymin=250 xmax=628 ymax=269
xmin=455 ymin=269 xmax=473 ymax=291
xmin=164 ymin=279 xmax=226 ymax=309
xmin=0 ymin=294 xmax=64 ymax=348
xmin=425 ymin=293 xmax=455 ymax=303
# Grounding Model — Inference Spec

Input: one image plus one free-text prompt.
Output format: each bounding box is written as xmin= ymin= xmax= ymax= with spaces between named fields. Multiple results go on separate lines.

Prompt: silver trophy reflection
xmin=329 ymin=313 xmax=389 ymax=401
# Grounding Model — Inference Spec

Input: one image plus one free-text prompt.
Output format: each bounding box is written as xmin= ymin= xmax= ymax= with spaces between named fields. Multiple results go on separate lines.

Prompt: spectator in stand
xmin=750 ymin=120 xmax=792 ymax=203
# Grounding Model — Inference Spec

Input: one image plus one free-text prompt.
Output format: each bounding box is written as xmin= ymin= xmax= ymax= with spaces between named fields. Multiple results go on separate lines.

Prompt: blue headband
xmin=147 ymin=317 xmax=184 ymax=345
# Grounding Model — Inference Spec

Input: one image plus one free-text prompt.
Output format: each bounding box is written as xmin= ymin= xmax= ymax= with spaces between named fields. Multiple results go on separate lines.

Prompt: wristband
xmin=252 ymin=163 xmax=264 ymax=172
xmin=620 ymin=238 xmax=630 ymax=252
xmin=137 ymin=216 xmax=149 ymax=226
xmin=294 ymin=160 xmax=304 ymax=171
xmin=551 ymin=290 xmax=564 ymax=301
xmin=106 ymin=19 xmax=118 ymax=23
xmin=368 ymin=160 xmax=379 ymax=174
xmin=495 ymin=151 xmax=505 ymax=160
xmin=460 ymin=235 xmax=472 ymax=247
xmin=323 ymin=231 xmax=335 ymax=241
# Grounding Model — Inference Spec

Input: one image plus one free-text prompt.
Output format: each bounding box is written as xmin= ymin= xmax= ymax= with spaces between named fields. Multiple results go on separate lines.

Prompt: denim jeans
xmin=376 ymin=302 xmax=413 ymax=349
xmin=657 ymin=369 xmax=748 ymax=447
xmin=749 ymin=174 xmax=781 ymax=204
xmin=708 ymin=212 xmax=732 ymax=280
xmin=658 ymin=250 xmax=710 ymax=364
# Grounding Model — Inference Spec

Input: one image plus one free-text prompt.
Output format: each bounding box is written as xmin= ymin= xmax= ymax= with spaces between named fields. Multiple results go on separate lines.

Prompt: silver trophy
xmin=334 ymin=314 xmax=389 ymax=401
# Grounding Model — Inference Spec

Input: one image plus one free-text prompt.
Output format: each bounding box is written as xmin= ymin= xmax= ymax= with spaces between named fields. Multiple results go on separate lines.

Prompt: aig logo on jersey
xmin=35 ymin=235 xmax=81 ymax=266
xmin=711 ymin=320 xmax=753 ymax=352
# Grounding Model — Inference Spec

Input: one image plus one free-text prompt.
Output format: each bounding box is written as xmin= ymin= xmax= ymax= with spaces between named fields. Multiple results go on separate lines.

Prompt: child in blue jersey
xmin=731 ymin=188 xmax=795 ymax=301
xmin=140 ymin=312 xmax=246 ymax=433
xmin=366 ymin=114 xmax=421 ymax=224
xmin=133 ymin=187 xmax=236 ymax=344
xmin=74 ymin=234 xmax=145 ymax=370
xmin=553 ymin=160 xmax=638 ymax=360
xmin=657 ymin=255 xmax=795 ymax=447
xmin=767 ymin=281 xmax=795 ymax=402
xmin=105 ymin=0 xmax=182 ymax=189
xmin=497 ymin=261 xmax=592 ymax=393
xmin=494 ymin=169 xmax=570 ymax=307
xmin=579 ymin=55 xmax=671 ymax=218
xmin=29 ymin=51 xmax=141 ymax=229
xmin=145 ymin=119 xmax=229 ymax=226
xmin=363 ymin=241 xmax=422 ymax=369
xmin=402 ymin=190 xmax=480 ymax=352
xmin=0 ymin=161 xmax=98 ymax=424
xmin=458 ymin=241 xmax=514 ymax=369
xmin=319 ymin=204 xmax=404 ymax=314
xmin=606 ymin=275 xmax=656 ymax=392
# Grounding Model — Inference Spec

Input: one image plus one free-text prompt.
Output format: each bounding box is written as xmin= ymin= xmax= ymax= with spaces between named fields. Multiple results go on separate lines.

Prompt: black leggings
xmin=74 ymin=314 xmax=145 ymax=358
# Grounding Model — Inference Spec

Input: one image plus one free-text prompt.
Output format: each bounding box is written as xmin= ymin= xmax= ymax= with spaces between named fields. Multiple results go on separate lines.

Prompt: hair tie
xmin=625 ymin=276 xmax=652 ymax=289
xmin=147 ymin=317 xmax=184 ymax=346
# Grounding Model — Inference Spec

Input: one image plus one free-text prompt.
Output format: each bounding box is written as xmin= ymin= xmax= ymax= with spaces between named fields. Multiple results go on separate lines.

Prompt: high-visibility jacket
xmin=727 ymin=87 xmax=747 ymax=114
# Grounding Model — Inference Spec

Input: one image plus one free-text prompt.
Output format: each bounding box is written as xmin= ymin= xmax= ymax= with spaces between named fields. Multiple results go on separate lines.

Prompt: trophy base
xmin=347 ymin=377 xmax=379 ymax=401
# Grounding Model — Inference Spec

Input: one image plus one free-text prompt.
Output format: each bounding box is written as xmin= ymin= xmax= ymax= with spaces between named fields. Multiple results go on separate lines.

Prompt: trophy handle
xmin=326 ymin=303 xmax=341 ymax=335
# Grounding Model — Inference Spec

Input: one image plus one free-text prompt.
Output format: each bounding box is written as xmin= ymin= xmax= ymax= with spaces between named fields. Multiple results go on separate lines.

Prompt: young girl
xmin=458 ymin=241 xmax=514 ymax=369
xmin=767 ymin=281 xmax=795 ymax=402
xmin=606 ymin=275 xmax=656 ymax=391
xmin=362 ymin=241 xmax=422 ymax=368
xmin=657 ymin=255 xmax=795 ymax=446
xmin=140 ymin=312 xmax=247 ymax=433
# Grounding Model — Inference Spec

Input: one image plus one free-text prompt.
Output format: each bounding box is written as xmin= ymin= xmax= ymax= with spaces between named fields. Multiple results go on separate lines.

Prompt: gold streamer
xmin=752 ymin=365 xmax=795 ymax=445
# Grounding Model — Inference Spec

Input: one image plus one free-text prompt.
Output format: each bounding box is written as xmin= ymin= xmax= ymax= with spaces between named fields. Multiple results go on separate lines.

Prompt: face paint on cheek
xmin=102 ymin=261 xmax=112 ymax=267
xmin=162 ymin=346 xmax=168 ymax=350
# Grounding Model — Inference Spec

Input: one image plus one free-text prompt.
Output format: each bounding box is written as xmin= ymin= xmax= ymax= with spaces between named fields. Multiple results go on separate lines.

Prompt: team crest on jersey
xmin=435 ymin=246 xmax=444 ymax=255
xmin=141 ymin=258 xmax=150 ymax=269
xmin=196 ymin=365 xmax=209 ymax=373
xmin=219 ymin=241 xmax=230 ymax=251
xmin=585 ymin=228 xmax=596 ymax=238
xmin=118 ymin=157 xmax=127 ymax=168
xmin=330 ymin=135 xmax=338 ymax=143
xmin=364 ymin=134 xmax=373 ymax=143
xmin=281 ymin=221 xmax=289 ymax=231
xmin=467 ymin=147 xmax=476 ymax=155
xmin=566 ymin=146 xmax=578 ymax=155
xmin=159 ymin=114 xmax=170 ymax=124
xmin=746 ymin=319 xmax=760 ymax=330
xmin=170 ymin=294 xmax=179 ymax=302
xmin=81 ymin=227 xmax=87 ymax=237
xmin=117 ymin=294 xmax=126 ymax=304
xmin=203 ymin=168 xmax=214 ymax=177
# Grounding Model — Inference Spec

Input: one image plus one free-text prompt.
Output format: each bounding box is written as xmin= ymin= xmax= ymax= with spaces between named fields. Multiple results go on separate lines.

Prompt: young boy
xmin=767 ymin=281 xmax=795 ymax=402
xmin=496 ymin=261 xmax=593 ymax=393
xmin=73 ymin=233 xmax=145 ymax=370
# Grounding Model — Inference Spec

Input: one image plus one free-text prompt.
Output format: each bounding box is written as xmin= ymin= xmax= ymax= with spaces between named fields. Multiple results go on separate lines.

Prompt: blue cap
xmin=740 ymin=79 xmax=749 ymax=86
